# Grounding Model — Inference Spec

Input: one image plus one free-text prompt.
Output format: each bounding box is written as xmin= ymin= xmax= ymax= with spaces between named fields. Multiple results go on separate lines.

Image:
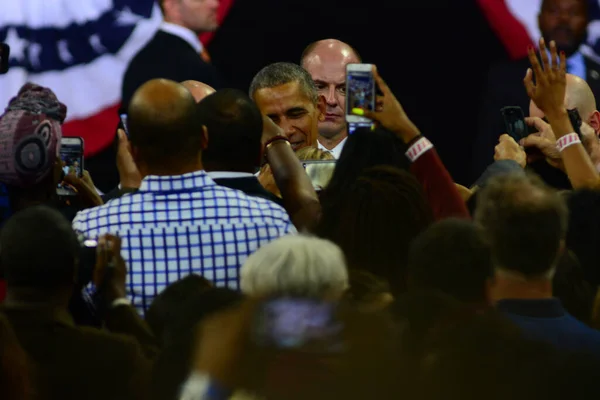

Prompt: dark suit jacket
xmin=473 ymin=54 xmax=600 ymax=183
xmin=213 ymin=177 xmax=284 ymax=206
xmin=121 ymin=30 xmax=222 ymax=111
xmin=1 ymin=304 xmax=158 ymax=400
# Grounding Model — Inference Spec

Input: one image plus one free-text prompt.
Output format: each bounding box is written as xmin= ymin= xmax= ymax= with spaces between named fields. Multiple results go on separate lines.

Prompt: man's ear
xmin=201 ymin=125 xmax=209 ymax=150
xmin=588 ymin=110 xmax=600 ymax=136
xmin=317 ymin=95 xmax=326 ymax=121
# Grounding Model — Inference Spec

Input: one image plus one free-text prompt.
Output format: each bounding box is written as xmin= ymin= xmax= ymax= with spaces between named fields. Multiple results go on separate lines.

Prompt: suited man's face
xmin=538 ymin=0 xmax=588 ymax=57
xmin=166 ymin=0 xmax=220 ymax=33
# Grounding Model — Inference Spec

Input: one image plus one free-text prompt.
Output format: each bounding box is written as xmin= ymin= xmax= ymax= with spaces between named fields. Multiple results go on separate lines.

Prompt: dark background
xmin=207 ymin=0 xmax=510 ymax=185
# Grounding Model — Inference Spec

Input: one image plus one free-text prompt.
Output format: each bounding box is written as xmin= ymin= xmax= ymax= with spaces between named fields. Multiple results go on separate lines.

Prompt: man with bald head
xmin=73 ymin=79 xmax=294 ymax=314
xmin=301 ymin=39 xmax=361 ymax=158
xmin=474 ymin=0 xmax=600 ymax=181
xmin=181 ymin=80 xmax=216 ymax=102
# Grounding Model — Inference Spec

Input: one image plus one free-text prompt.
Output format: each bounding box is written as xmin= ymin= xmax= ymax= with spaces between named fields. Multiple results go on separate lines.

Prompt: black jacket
xmin=121 ymin=30 xmax=222 ymax=111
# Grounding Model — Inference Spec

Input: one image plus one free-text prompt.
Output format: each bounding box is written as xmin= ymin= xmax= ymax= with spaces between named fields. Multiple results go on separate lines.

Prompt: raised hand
xmin=524 ymin=38 xmax=567 ymax=118
xmin=351 ymin=66 xmax=420 ymax=143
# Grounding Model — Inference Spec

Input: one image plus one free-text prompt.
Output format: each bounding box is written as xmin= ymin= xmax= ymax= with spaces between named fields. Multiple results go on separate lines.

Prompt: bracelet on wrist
xmin=556 ymin=133 xmax=581 ymax=153
xmin=264 ymin=136 xmax=291 ymax=155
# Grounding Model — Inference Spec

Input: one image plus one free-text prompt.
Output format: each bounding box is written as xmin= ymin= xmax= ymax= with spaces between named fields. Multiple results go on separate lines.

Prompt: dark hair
xmin=152 ymin=288 xmax=242 ymax=400
xmin=300 ymin=40 xmax=363 ymax=65
xmin=408 ymin=218 xmax=492 ymax=304
xmin=145 ymin=274 xmax=213 ymax=344
xmin=249 ymin=62 xmax=318 ymax=104
xmin=198 ymin=89 xmax=264 ymax=172
xmin=475 ymin=173 xmax=568 ymax=277
xmin=128 ymin=82 xmax=203 ymax=167
xmin=0 ymin=205 xmax=79 ymax=288
xmin=319 ymin=166 xmax=433 ymax=294
xmin=552 ymin=250 xmax=594 ymax=325
xmin=565 ymin=189 xmax=600 ymax=286
xmin=541 ymin=0 xmax=588 ymax=16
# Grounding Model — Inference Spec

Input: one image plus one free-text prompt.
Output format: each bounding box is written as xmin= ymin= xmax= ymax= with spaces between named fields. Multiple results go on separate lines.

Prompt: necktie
xmin=200 ymin=48 xmax=211 ymax=63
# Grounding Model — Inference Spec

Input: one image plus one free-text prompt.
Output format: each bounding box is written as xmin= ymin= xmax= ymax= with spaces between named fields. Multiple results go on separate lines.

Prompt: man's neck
xmin=318 ymin=131 xmax=347 ymax=151
xmin=5 ymin=287 xmax=71 ymax=309
xmin=140 ymin=161 xmax=204 ymax=178
xmin=491 ymin=269 xmax=553 ymax=303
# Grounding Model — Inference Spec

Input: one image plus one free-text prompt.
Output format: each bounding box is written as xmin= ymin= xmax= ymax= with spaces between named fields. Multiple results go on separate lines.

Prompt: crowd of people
xmin=3 ymin=0 xmax=600 ymax=399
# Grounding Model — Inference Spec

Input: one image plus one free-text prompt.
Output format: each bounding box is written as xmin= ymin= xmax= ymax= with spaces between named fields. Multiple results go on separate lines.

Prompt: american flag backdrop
xmin=477 ymin=0 xmax=600 ymax=62
xmin=0 ymin=0 xmax=234 ymax=158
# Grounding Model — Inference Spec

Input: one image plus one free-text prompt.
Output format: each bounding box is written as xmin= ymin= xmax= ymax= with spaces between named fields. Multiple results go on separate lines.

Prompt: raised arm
xmin=524 ymin=38 xmax=600 ymax=189
xmin=352 ymin=67 xmax=470 ymax=220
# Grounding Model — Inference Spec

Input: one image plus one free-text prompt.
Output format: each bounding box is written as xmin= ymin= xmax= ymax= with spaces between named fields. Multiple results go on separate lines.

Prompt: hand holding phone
xmin=57 ymin=137 xmax=84 ymax=196
xmin=500 ymin=106 xmax=529 ymax=142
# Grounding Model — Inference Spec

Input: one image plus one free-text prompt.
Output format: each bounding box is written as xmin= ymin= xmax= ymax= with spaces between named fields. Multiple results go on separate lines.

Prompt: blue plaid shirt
xmin=72 ymin=170 xmax=295 ymax=313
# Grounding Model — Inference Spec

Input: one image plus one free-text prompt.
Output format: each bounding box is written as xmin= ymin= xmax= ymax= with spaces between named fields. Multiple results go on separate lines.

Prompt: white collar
xmin=317 ymin=136 xmax=347 ymax=159
xmin=207 ymin=171 xmax=255 ymax=179
xmin=159 ymin=21 xmax=204 ymax=53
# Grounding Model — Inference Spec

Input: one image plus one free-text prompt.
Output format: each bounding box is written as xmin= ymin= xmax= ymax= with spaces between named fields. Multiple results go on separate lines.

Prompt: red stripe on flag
xmin=476 ymin=0 xmax=534 ymax=60
xmin=62 ymin=103 xmax=120 ymax=157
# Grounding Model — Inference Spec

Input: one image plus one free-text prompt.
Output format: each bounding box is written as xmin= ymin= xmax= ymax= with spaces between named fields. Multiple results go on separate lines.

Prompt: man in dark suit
xmin=0 ymin=206 xmax=158 ymax=400
xmin=198 ymin=88 xmax=284 ymax=206
xmin=120 ymin=0 xmax=222 ymax=111
xmin=474 ymin=0 xmax=600 ymax=181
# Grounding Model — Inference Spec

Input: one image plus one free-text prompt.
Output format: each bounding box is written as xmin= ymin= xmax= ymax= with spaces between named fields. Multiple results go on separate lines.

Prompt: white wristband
xmin=111 ymin=298 xmax=131 ymax=309
xmin=556 ymin=133 xmax=581 ymax=152
xmin=405 ymin=137 xmax=433 ymax=162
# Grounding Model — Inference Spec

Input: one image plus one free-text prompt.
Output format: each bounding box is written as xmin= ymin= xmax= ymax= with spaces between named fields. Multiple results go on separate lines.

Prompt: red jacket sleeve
xmin=408 ymin=142 xmax=470 ymax=220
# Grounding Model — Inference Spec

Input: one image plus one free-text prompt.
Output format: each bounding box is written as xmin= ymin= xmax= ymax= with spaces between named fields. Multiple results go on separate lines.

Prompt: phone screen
xmin=57 ymin=138 xmax=84 ymax=196
xmin=301 ymin=160 xmax=336 ymax=191
xmin=252 ymin=298 xmax=343 ymax=353
xmin=501 ymin=106 xmax=528 ymax=142
xmin=346 ymin=69 xmax=375 ymax=119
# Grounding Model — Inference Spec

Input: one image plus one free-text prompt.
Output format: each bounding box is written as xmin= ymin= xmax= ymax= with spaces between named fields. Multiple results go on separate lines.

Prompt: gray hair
xmin=240 ymin=235 xmax=349 ymax=298
xmin=249 ymin=62 xmax=318 ymax=104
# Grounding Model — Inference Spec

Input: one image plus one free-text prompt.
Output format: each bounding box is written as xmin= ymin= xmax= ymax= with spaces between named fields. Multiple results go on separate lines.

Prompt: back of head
xmin=0 ymin=205 xmax=78 ymax=289
xmin=0 ymin=83 xmax=66 ymax=189
xmin=198 ymin=89 xmax=264 ymax=172
xmin=128 ymin=79 xmax=203 ymax=168
xmin=181 ymin=80 xmax=215 ymax=103
xmin=408 ymin=218 xmax=492 ymax=304
xmin=240 ymin=235 xmax=349 ymax=298
xmin=475 ymin=173 xmax=568 ymax=277
xmin=249 ymin=62 xmax=318 ymax=104
xmin=321 ymin=166 xmax=433 ymax=294
xmin=322 ymin=127 xmax=409 ymax=201
xmin=145 ymin=274 xmax=213 ymax=344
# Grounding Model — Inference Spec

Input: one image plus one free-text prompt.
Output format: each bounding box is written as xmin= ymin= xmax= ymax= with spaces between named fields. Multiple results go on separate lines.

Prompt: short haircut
xmin=541 ymin=0 xmax=588 ymax=15
xmin=240 ymin=235 xmax=349 ymax=298
xmin=475 ymin=173 xmax=568 ymax=277
xmin=408 ymin=218 xmax=492 ymax=304
xmin=0 ymin=206 xmax=79 ymax=288
xmin=145 ymin=274 xmax=213 ymax=344
xmin=128 ymin=81 xmax=203 ymax=166
xmin=300 ymin=40 xmax=363 ymax=65
xmin=249 ymin=62 xmax=318 ymax=104
xmin=197 ymin=89 xmax=264 ymax=171
xmin=319 ymin=166 xmax=433 ymax=294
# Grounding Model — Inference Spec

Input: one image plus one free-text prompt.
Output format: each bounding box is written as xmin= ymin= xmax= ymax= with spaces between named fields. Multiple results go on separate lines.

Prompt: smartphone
xmin=348 ymin=122 xmax=374 ymax=134
xmin=301 ymin=160 xmax=336 ymax=191
xmin=57 ymin=137 xmax=84 ymax=196
xmin=119 ymin=113 xmax=130 ymax=137
xmin=0 ymin=43 xmax=9 ymax=74
xmin=345 ymin=63 xmax=375 ymax=125
xmin=501 ymin=106 xmax=528 ymax=142
xmin=252 ymin=298 xmax=344 ymax=353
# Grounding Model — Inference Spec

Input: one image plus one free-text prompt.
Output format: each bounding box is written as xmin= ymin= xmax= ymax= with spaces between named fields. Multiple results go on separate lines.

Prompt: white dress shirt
xmin=317 ymin=137 xmax=347 ymax=159
xmin=159 ymin=21 xmax=204 ymax=53
xmin=206 ymin=171 xmax=255 ymax=180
